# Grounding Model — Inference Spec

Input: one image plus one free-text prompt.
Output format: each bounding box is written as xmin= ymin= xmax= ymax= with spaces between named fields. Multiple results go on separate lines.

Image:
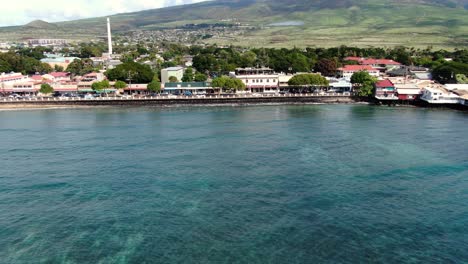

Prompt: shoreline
xmin=0 ymin=96 xmax=465 ymax=111
xmin=0 ymin=95 xmax=358 ymax=109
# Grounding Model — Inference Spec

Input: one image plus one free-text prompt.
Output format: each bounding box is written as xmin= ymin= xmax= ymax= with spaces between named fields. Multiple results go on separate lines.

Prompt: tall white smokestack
xmin=107 ymin=17 xmax=113 ymax=56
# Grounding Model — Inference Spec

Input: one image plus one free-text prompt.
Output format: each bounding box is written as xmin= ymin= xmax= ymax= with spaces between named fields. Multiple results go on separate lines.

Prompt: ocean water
xmin=0 ymin=105 xmax=467 ymax=263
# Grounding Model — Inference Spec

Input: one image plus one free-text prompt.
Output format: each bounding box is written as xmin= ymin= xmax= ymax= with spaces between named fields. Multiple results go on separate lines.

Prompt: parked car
xmin=9 ymin=94 xmax=22 ymax=99
xmin=183 ymin=91 xmax=193 ymax=96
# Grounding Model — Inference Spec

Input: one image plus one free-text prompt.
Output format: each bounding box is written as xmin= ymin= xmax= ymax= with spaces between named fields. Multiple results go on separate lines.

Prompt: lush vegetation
xmin=66 ymin=59 xmax=96 ymax=76
xmin=288 ymin=74 xmax=329 ymax=86
xmin=91 ymin=80 xmax=110 ymax=91
xmin=2 ymin=41 xmax=468 ymax=87
xmin=39 ymin=83 xmax=53 ymax=94
xmin=211 ymin=76 xmax=246 ymax=92
xmin=105 ymin=62 xmax=153 ymax=83
xmin=114 ymin=80 xmax=127 ymax=89
xmin=351 ymin=72 xmax=378 ymax=96
xmin=147 ymin=80 xmax=161 ymax=93
xmin=0 ymin=48 xmax=53 ymax=74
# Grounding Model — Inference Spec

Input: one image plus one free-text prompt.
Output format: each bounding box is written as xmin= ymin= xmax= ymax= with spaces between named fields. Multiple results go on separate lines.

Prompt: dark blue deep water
xmin=0 ymin=105 xmax=467 ymax=263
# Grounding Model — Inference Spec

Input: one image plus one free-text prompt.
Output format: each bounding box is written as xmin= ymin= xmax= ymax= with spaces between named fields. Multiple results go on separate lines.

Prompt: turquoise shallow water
xmin=0 ymin=105 xmax=467 ymax=263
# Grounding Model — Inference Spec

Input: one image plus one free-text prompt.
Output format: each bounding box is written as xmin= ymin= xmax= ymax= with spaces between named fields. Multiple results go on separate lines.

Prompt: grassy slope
xmin=0 ymin=0 xmax=466 ymax=48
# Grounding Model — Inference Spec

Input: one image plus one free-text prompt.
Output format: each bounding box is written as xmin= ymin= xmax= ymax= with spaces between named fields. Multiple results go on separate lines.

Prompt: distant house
xmin=337 ymin=65 xmax=380 ymax=78
xmin=344 ymin=56 xmax=364 ymax=62
xmin=40 ymin=55 xmax=80 ymax=69
xmin=374 ymin=79 xmax=398 ymax=101
xmin=49 ymin=72 xmax=71 ymax=82
xmin=161 ymin=67 xmax=184 ymax=84
xmin=360 ymin=59 xmax=401 ymax=72
xmin=387 ymin=66 xmax=431 ymax=80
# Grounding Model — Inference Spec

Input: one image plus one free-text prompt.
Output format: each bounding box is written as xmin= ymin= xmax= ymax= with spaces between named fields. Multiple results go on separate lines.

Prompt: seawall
xmin=0 ymin=95 xmax=358 ymax=107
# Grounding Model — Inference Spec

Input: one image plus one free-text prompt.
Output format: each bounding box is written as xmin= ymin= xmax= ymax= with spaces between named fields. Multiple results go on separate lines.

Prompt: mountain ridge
xmin=1 ymin=0 xmax=467 ymax=48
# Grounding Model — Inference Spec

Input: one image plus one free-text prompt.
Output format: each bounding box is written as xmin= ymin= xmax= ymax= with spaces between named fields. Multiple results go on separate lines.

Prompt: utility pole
xmin=126 ymin=71 xmax=133 ymax=95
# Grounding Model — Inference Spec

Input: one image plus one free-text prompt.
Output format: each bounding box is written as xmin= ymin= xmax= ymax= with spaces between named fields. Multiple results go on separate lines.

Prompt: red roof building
xmin=50 ymin=72 xmax=71 ymax=78
xmin=361 ymin=59 xmax=401 ymax=66
xmin=374 ymin=79 xmax=397 ymax=101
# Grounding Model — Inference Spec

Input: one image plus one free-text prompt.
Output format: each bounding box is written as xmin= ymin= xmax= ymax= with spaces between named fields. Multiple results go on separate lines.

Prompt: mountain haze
xmin=1 ymin=0 xmax=467 ymax=48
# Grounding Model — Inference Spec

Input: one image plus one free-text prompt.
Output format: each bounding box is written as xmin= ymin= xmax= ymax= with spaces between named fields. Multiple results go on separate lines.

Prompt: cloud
xmin=0 ymin=0 xmax=207 ymax=27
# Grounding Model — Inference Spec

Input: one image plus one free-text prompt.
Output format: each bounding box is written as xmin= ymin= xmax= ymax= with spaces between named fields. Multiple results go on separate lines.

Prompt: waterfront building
xmin=11 ymin=82 xmax=40 ymax=95
xmin=327 ymin=78 xmax=353 ymax=93
xmin=124 ymin=84 xmax=149 ymax=95
xmin=0 ymin=73 xmax=30 ymax=94
xmin=337 ymin=65 xmax=380 ymax=79
xmin=444 ymin=84 xmax=468 ymax=106
xmin=53 ymin=82 xmax=80 ymax=93
xmin=163 ymin=82 xmax=212 ymax=95
xmin=161 ymin=67 xmax=184 ymax=84
xmin=420 ymin=87 xmax=460 ymax=104
xmin=374 ymin=79 xmax=398 ymax=101
xmin=394 ymin=84 xmax=421 ymax=101
xmin=230 ymin=67 xmax=279 ymax=93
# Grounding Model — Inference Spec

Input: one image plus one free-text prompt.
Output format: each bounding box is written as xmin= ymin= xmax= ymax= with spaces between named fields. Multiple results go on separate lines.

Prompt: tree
xmin=39 ymin=83 xmax=54 ymax=94
xmin=54 ymin=65 xmax=64 ymax=72
xmin=101 ymin=80 xmax=110 ymax=88
xmin=105 ymin=62 xmax=154 ymax=83
xmin=456 ymin=74 xmax=468 ymax=84
xmin=211 ymin=76 xmax=245 ymax=92
xmin=194 ymin=72 xmax=208 ymax=82
xmin=169 ymin=76 xmax=179 ymax=83
xmin=432 ymin=61 xmax=468 ymax=84
xmin=350 ymin=71 xmax=378 ymax=96
xmin=288 ymin=74 xmax=329 ymax=86
xmin=147 ymin=80 xmax=161 ymax=93
xmin=91 ymin=81 xmax=103 ymax=91
xmin=114 ymin=80 xmax=127 ymax=89
xmin=315 ymin=58 xmax=337 ymax=76
xmin=66 ymin=59 xmax=95 ymax=76
xmin=40 ymin=63 xmax=53 ymax=74
xmin=181 ymin=67 xmax=194 ymax=82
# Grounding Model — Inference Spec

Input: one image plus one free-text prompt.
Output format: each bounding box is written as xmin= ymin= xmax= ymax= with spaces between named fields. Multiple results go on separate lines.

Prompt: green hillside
xmin=0 ymin=0 xmax=467 ymax=48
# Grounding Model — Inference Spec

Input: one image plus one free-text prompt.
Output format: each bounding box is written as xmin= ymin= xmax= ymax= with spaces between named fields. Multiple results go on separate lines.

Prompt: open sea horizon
xmin=0 ymin=105 xmax=467 ymax=263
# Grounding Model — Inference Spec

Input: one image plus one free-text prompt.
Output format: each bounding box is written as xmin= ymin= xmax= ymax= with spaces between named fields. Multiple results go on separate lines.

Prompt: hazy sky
xmin=1 ymin=0 xmax=207 ymax=27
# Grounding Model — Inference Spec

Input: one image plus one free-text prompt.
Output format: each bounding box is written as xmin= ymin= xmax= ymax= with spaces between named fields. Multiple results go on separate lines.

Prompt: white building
xmin=327 ymin=77 xmax=353 ymax=93
xmin=444 ymin=84 xmax=468 ymax=106
xmin=161 ymin=67 xmax=184 ymax=84
xmin=28 ymin=39 xmax=67 ymax=46
xmin=0 ymin=72 xmax=30 ymax=89
xmin=420 ymin=87 xmax=460 ymax=104
xmin=230 ymin=67 xmax=279 ymax=93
